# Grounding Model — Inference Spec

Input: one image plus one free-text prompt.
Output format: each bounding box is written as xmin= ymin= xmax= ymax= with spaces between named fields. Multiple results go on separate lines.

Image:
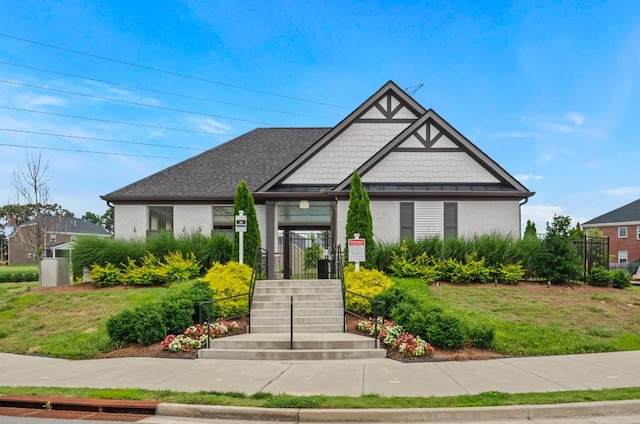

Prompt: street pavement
xmin=1 ymin=350 xmax=640 ymax=422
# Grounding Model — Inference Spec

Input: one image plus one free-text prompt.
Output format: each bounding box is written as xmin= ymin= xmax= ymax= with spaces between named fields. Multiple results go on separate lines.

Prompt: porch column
xmin=266 ymin=201 xmax=277 ymax=279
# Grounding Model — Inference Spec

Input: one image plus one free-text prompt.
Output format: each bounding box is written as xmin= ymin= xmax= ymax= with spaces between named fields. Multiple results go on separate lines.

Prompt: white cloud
xmin=564 ymin=111 xmax=585 ymax=126
xmin=603 ymin=186 xmax=640 ymax=197
xmin=24 ymin=95 xmax=68 ymax=107
xmin=187 ymin=117 xmax=232 ymax=134
xmin=515 ymin=174 xmax=543 ymax=181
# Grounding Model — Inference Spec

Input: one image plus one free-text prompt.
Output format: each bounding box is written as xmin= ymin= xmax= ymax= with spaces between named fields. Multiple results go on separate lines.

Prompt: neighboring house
xmin=102 ymin=80 xmax=534 ymax=278
xmin=582 ymin=199 xmax=640 ymax=265
xmin=8 ymin=216 xmax=111 ymax=265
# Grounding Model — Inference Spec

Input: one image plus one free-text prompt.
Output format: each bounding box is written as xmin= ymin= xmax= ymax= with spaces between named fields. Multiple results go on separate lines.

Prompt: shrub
xmin=121 ymin=254 xmax=165 ymax=286
xmin=425 ymin=311 xmax=467 ymax=350
xmin=344 ymin=265 xmax=394 ymax=315
xmin=495 ymin=263 xmax=525 ymax=285
xmin=538 ymin=215 xmax=583 ymax=283
xmin=200 ymin=262 xmax=252 ymax=318
xmin=160 ymin=298 xmax=196 ymax=336
xmin=90 ymin=263 xmax=122 ymax=287
xmin=610 ymin=269 xmax=632 ymax=289
xmin=106 ymin=309 xmax=138 ymax=346
xmin=132 ymin=303 xmax=167 ymax=346
xmin=587 ymin=266 xmax=611 ymax=287
xmin=467 ymin=323 xmax=495 ymax=349
xmin=161 ymin=251 xmax=201 ymax=283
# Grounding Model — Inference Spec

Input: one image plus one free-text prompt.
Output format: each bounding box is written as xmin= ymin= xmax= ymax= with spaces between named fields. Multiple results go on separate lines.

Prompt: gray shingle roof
xmin=37 ymin=216 xmax=111 ymax=235
xmin=102 ymin=128 xmax=330 ymax=201
xmin=583 ymin=199 xmax=640 ymax=225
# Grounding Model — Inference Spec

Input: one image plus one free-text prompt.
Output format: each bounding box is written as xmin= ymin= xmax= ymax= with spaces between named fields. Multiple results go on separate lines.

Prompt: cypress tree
xmin=233 ymin=180 xmax=261 ymax=266
xmin=345 ymin=171 xmax=374 ymax=266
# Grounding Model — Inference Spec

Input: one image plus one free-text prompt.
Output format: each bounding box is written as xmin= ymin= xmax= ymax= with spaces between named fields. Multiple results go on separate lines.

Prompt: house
xmin=101 ymin=80 xmax=534 ymax=278
xmin=8 ymin=216 xmax=111 ymax=265
xmin=582 ymin=199 xmax=640 ymax=265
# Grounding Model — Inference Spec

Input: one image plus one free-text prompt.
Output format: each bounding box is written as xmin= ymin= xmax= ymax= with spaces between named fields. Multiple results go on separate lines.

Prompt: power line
xmin=0 ymin=128 xmax=207 ymax=151
xmin=0 ymin=60 xmax=332 ymax=120
xmin=0 ymin=105 xmax=228 ymax=136
xmin=0 ymin=32 xmax=345 ymax=109
xmin=0 ymin=142 xmax=184 ymax=159
xmin=0 ymin=79 xmax=272 ymax=125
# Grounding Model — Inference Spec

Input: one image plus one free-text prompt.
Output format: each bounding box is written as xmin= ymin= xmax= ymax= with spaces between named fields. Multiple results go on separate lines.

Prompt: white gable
xmin=398 ymin=135 xmax=425 ymax=149
xmin=361 ymin=151 xmax=499 ymax=183
xmin=432 ymin=135 xmax=458 ymax=148
xmin=360 ymin=107 xmax=386 ymax=119
xmin=283 ymin=122 xmax=411 ymax=185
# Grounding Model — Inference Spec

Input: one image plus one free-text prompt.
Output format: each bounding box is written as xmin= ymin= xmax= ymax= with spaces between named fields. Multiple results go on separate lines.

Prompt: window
xmin=27 ymin=252 xmax=32 ymax=259
xmin=618 ymin=227 xmax=627 ymax=238
xmin=50 ymin=234 xmax=57 ymax=242
xmin=71 ymin=235 xmax=77 ymax=242
xmin=637 ymin=226 xmax=640 ymax=240
xmin=399 ymin=202 xmax=414 ymax=241
xmin=619 ymin=250 xmax=628 ymax=264
xmin=212 ymin=205 xmax=234 ymax=235
xmin=148 ymin=206 xmax=173 ymax=234
xmin=444 ymin=202 xmax=458 ymax=239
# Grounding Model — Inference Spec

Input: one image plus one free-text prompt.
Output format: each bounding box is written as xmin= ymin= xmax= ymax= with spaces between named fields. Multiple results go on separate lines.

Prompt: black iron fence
xmin=573 ymin=236 xmax=609 ymax=281
xmin=278 ymin=230 xmax=332 ymax=279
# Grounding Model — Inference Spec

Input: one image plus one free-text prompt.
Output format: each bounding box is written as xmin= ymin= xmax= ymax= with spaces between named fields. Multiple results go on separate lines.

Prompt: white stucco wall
xmin=255 ymin=204 xmax=267 ymax=251
xmin=457 ymin=200 xmax=520 ymax=238
xmin=362 ymin=152 xmax=499 ymax=183
xmin=114 ymin=204 xmax=147 ymax=240
xmin=336 ymin=200 xmax=349 ymax=248
xmin=284 ymin=122 xmax=411 ymax=185
xmin=173 ymin=205 xmax=212 ymax=237
xmin=370 ymin=201 xmax=400 ymax=243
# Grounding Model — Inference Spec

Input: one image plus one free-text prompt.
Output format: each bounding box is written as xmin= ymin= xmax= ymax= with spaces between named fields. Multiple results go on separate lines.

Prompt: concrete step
xmin=253 ymin=285 xmax=340 ymax=295
xmin=250 ymin=316 xmax=343 ymax=326
xmin=256 ymin=279 xmax=341 ymax=287
xmin=251 ymin=300 xmax=343 ymax=310
xmin=198 ymin=333 xmax=386 ymax=360
xmin=250 ymin=323 xmax=344 ymax=333
xmin=206 ymin=335 xmax=378 ymax=350
xmin=251 ymin=308 xmax=344 ymax=318
xmin=198 ymin=348 xmax=386 ymax=360
xmin=251 ymin=293 xmax=342 ymax=302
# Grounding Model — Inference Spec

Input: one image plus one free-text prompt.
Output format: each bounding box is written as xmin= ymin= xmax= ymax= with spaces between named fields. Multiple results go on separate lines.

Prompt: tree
xmin=538 ymin=215 xmax=583 ymax=283
xmin=232 ymin=180 xmax=261 ymax=266
xmin=345 ymin=171 xmax=374 ymax=266
xmin=81 ymin=208 xmax=114 ymax=233
xmin=523 ymin=220 xmax=537 ymax=239
xmin=6 ymin=153 xmax=59 ymax=261
xmin=82 ymin=211 xmax=102 ymax=226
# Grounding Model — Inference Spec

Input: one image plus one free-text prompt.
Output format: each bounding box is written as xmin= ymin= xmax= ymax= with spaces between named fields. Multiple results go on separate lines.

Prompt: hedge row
xmin=0 ymin=272 xmax=39 ymax=282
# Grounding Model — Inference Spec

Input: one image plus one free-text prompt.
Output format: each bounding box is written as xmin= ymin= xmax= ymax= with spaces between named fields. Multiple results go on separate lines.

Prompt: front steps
xmin=198 ymin=279 xmax=386 ymax=360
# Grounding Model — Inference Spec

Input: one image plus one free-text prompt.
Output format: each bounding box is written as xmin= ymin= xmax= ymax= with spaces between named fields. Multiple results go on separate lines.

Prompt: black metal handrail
xmin=343 ymin=291 xmax=386 ymax=348
xmin=289 ymin=295 xmax=294 ymax=350
xmin=199 ymin=293 xmax=249 ymax=348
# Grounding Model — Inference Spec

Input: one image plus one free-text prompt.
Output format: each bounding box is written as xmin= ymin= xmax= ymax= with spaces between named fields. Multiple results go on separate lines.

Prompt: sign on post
xmin=235 ymin=211 xmax=246 ymax=264
xmin=348 ymin=234 xmax=366 ymax=272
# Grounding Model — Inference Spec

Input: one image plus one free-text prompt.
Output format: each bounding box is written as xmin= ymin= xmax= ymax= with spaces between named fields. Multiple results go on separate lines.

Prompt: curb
xmin=157 ymin=399 xmax=640 ymax=422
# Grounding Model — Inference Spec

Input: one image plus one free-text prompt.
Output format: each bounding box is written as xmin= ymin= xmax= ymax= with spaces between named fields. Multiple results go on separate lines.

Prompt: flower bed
xmin=357 ymin=319 xmax=434 ymax=358
xmin=161 ymin=321 xmax=239 ymax=353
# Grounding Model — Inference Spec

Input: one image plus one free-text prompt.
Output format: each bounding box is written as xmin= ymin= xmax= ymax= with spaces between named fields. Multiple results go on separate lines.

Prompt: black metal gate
xmin=573 ymin=236 xmax=609 ymax=281
xmin=279 ymin=230 xmax=332 ymax=279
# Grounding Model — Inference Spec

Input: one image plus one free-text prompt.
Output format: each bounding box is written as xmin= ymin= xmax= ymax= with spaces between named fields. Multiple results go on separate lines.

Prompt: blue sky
xmin=1 ymin=0 xmax=639 ymax=233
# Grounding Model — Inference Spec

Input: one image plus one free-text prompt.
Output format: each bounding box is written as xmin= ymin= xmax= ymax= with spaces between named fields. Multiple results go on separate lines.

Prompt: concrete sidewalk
xmin=1 ymin=351 xmax=640 ymax=422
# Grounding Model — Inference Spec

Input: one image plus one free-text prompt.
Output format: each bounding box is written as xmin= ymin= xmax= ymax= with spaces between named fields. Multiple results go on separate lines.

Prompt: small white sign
xmin=235 ymin=214 xmax=247 ymax=233
xmin=348 ymin=238 xmax=366 ymax=263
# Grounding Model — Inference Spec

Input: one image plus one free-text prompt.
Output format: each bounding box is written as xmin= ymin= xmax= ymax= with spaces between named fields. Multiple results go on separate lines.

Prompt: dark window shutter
xmin=444 ymin=202 xmax=457 ymax=239
xmin=400 ymin=202 xmax=414 ymax=240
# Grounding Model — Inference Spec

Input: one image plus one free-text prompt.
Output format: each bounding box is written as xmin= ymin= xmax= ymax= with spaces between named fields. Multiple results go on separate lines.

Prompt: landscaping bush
xmin=161 ymin=251 xmax=201 ymax=283
xmin=200 ymin=262 xmax=252 ymax=318
xmin=494 ymin=263 xmax=525 ymax=285
xmin=425 ymin=311 xmax=467 ymax=350
xmin=538 ymin=215 xmax=583 ymax=283
xmin=610 ymin=269 xmax=632 ymax=289
xmin=467 ymin=322 xmax=495 ymax=349
xmin=106 ymin=280 xmax=214 ymax=347
xmin=587 ymin=266 xmax=611 ymax=287
xmin=122 ymin=254 xmax=165 ymax=286
xmin=344 ymin=265 xmax=394 ymax=316
xmin=90 ymin=263 xmax=122 ymax=287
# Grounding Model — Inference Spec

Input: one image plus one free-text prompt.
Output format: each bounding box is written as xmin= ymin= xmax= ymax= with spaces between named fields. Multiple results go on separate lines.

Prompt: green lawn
xmin=389 ymin=277 xmax=640 ymax=355
xmin=0 ymin=264 xmax=38 ymax=275
xmin=0 ymin=282 xmax=167 ymax=358
xmin=0 ymin=278 xmax=639 ymax=359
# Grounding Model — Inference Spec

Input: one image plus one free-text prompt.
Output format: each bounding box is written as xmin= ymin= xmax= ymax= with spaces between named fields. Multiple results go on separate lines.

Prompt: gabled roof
xmin=101 ymin=128 xmax=330 ymax=201
xmin=258 ymin=81 xmax=426 ymax=192
xmin=332 ymin=109 xmax=530 ymax=193
xmin=14 ymin=216 xmax=110 ymax=236
xmin=583 ymin=199 xmax=640 ymax=226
